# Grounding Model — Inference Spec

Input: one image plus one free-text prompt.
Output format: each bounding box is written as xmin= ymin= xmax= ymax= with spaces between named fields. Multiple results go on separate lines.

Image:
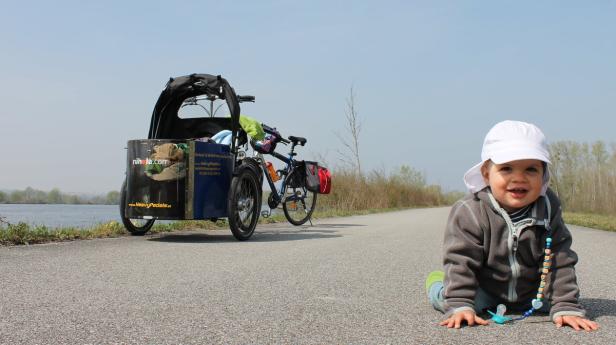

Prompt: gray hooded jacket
xmin=442 ymin=188 xmax=585 ymax=320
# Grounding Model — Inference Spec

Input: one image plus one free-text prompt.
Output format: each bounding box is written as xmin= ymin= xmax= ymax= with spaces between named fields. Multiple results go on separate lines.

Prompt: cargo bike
xmin=120 ymin=73 xmax=325 ymax=241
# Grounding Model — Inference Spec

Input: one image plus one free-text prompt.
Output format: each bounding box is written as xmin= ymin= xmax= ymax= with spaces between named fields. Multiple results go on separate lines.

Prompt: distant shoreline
xmin=0 ymin=187 xmax=119 ymax=205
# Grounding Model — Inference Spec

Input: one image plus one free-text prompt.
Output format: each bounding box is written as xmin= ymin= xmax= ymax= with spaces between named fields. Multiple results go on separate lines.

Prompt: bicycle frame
xmin=254 ymin=142 xmax=302 ymax=213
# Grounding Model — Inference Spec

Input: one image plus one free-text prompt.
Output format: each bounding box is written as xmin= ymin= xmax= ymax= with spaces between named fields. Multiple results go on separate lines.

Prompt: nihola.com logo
xmin=132 ymin=158 xmax=170 ymax=165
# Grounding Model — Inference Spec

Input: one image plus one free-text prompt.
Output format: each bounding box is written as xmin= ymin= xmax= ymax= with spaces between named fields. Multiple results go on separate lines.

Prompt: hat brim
xmin=489 ymin=146 xmax=551 ymax=165
xmin=463 ymin=161 xmax=487 ymax=194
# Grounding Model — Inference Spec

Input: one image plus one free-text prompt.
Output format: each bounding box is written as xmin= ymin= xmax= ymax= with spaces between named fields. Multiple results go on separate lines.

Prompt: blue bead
xmin=546 ymin=237 xmax=552 ymax=243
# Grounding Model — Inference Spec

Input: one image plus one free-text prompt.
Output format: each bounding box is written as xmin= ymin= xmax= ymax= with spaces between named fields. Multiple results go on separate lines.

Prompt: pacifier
xmin=488 ymin=304 xmax=512 ymax=324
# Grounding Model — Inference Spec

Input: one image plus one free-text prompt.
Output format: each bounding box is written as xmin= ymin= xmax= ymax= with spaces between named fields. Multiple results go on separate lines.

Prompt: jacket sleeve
xmin=442 ymin=200 xmax=485 ymax=315
xmin=545 ymin=193 xmax=586 ymax=320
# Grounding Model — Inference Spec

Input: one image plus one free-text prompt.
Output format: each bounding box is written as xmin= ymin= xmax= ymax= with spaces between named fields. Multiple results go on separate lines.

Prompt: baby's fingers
xmin=439 ymin=312 xmax=485 ymax=329
xmin=578 ymin=320 xmax=591 ymax=332
xmin=588 ymin=320 xmax=600 ymax=331
xmin=474 ymin=315 xmax=489 ymax=325
xmin=555 ymin=316 xmax=563 ymax=328
xmin=464 ymin=313 xmax=476 ymax=327
xmin=568 ymin=319 xmax=581 ymax=331
xmin=454 ymin=314 xmax=465 ymax=328
xmin=578 ymin=319 xmax=599 ymax=332
xmin=439 ymin=318 xmax=455 ymax=328
xmin=557 ymin=316 xmax=600 ymax=332
xmin=439 ymin=314 xmax=464 ymax=328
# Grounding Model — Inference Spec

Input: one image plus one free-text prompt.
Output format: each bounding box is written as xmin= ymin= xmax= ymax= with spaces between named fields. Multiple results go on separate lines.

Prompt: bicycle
xmin=250 ymin=124 xmax=317 ymax=226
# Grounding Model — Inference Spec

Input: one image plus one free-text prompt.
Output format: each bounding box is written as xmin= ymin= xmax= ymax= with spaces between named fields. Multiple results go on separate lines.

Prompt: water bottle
xmin=266 ymin=162 xmax=280 ymax=182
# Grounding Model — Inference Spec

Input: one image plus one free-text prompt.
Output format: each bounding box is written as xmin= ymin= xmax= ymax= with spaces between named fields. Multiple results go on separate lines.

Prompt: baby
xmin=426 ymin=120 xmax=599 ymax=331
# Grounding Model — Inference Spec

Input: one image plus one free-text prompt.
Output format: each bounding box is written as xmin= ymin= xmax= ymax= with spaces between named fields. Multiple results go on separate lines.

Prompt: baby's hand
xmin=554 ymin=315 xmax=599 ymax=331
xmin=439 ymin=310 xmax=489 ymax=329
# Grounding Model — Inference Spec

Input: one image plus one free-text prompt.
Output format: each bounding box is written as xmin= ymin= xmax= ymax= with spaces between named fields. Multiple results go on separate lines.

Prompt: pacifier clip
xmin=489 ymin=226 xmax=552 ymax=324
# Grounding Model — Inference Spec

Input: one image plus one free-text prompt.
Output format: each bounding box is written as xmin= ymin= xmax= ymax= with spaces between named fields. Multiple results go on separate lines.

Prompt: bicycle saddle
xmin=288 ymin=136 xmax=307 ymax=146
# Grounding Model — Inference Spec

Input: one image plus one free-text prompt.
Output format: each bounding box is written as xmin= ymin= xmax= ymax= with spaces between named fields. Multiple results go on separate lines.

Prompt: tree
xmin=396 ymin=165 xmax=426 ymax=187
xmin=336 ymin=86 xmax=362 ymax=175
xmin=23 ymin=187 xmax=38 ymax=203
xmin=549 ymin=140 xmax=616 ymax=214
xmin=65 ymin=194 xmax=81 ymax=204
xmin=0 ymin=191 xmax=6 ymax=203
xmin=105 ymin=191 xmax=120 ymax=205
xmin=47 ymin=188 xmax=63 ymax=204
xmin=10 ymin=190 xmax=25 ymax=203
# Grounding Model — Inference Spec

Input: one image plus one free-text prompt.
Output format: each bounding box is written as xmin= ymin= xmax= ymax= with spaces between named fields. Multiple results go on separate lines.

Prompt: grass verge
xmin=563 ymin=212 xmax=616 ymax=232
xmin=0 ymin=219 xmax=235 ymax=246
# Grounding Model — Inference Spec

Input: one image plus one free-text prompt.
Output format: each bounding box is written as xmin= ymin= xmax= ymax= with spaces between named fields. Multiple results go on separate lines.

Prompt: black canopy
xmin=147 ymin=74 xmax=241 ymax=150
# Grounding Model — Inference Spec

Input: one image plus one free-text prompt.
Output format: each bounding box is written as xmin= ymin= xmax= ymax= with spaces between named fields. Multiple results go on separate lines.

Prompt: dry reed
xmin=549 ymin=141 xmax=616 ymax=215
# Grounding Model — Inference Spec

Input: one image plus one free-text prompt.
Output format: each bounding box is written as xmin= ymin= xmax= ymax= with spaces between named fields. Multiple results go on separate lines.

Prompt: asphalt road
xmin=1 ymin=207 xmax=614 ymax=344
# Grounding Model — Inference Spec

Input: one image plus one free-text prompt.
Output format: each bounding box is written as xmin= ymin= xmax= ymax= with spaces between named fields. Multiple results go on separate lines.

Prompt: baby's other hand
xmin=439 ymin=310 xmax=489 ymax=329
xmin=554 ymin=315 xmax=599 ymax=331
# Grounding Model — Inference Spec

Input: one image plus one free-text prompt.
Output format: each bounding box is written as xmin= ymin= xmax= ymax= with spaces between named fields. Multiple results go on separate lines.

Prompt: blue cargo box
xmin=185 ymin=141 xmax=233 ymax=219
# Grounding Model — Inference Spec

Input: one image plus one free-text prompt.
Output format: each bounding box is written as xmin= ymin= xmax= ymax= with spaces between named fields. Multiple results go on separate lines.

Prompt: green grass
xmin=0 ymin=219 xmax=230 ymax=246
xmin=563 ymin=212 xmax=616 ymax=232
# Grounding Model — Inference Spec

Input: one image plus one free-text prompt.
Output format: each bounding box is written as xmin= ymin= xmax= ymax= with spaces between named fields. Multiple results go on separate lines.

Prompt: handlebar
xmin=262 ymin=123 xmax=291 ymax=145
xmin=238 ymin=95 xmax=255 ymax=103
xmin=261 ymin=123 xmax=278 ymax=135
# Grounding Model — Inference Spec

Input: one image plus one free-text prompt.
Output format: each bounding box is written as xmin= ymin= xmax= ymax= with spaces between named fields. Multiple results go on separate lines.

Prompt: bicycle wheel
xmin=119 ymin=180 xmax=155 ymax=236
xmin=282 ymin=174 xmax=317 ymax=225
xmin=228 ymin=165 xmax=261 ymax=240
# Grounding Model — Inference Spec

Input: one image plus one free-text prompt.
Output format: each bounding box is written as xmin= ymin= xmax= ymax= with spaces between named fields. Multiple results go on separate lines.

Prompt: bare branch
xmin=337 ymin=86 xmax=362 ymax=176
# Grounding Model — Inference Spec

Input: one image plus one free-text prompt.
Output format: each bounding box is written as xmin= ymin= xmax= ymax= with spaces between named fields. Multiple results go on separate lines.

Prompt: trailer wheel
xmin=120 ymin=180 xmax=155 ymax=236
xmin=228 ymin=165 xmax=261 ymax=240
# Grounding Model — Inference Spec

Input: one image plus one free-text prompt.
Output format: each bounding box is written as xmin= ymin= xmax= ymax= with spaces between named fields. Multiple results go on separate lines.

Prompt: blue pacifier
xmin=488 ymin=304 xmax=512 ymax=324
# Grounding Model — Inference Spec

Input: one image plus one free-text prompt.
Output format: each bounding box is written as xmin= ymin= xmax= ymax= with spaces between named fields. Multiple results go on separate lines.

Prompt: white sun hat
xmin=463 ymin=120 xmax=551 ymax=194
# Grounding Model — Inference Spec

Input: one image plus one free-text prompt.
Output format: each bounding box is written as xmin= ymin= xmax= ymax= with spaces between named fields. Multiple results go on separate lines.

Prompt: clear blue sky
xmin=1 ymin=1 xmax=615 ymax=194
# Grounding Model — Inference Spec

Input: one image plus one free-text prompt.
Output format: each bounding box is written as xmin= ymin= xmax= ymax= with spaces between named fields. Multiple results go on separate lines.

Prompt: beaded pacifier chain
xmin=488 ymin=226 xmax=552 ymax=325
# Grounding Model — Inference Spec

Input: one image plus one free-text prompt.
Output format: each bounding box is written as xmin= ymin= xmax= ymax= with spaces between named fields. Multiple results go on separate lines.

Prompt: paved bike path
xmin=1 ymin=207 xmax=614 ymax=344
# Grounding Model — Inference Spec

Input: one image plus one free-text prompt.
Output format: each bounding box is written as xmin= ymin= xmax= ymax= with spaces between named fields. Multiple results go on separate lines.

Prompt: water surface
xmin=0 ymin=204 xmax=120 ymax=228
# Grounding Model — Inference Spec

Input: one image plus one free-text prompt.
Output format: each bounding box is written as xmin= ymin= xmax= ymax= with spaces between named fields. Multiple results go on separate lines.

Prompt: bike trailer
xmin=121 ymin=73 xmax=264 ymax=240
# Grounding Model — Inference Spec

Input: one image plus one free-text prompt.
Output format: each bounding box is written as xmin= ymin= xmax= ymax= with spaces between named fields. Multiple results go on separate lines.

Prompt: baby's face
xmin=481 ymin=159 xmax=544 ymax=212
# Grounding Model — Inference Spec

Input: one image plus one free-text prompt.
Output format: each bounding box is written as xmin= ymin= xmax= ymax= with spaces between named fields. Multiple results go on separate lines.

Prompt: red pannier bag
xmin=318 ymin=166 xmax=331 ymax=194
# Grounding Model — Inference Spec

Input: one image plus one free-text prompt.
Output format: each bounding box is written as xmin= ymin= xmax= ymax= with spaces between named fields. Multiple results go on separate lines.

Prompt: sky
xmin=1 ymin=1 xmax=615 ymax=194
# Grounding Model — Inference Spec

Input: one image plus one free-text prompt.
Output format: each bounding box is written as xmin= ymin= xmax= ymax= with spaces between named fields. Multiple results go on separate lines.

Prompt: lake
xmin=0 ymin=204 xmax=121 ymax=228
xmin=0 ymin=203 xmax=276 ymax=229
